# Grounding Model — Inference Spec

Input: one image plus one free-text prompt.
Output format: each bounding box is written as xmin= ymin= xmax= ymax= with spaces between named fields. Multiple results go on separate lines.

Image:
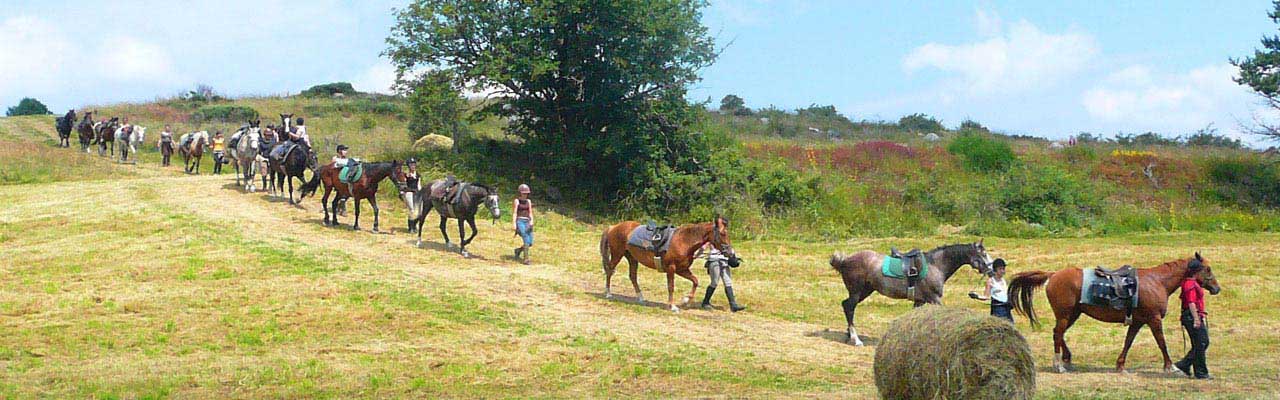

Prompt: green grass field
xmin=1 ymin=114 xmax=1278 ymax=399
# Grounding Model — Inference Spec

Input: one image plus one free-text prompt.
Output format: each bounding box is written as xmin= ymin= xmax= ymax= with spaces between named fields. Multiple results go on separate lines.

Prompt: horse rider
xmin=211 ymin=131 xmax=227 ymax=174
xmin=512 ymin=184 xmax=535 ymax=265
xmin=698 ymin=241 xmax=746 ymax=312
xmin=269 ymin=117 xmax=310 ymax=161
xmin=157 ymin=125 xmax=174 ymax=166
xmin=332 ymin=144 xmax=355 ymax=214
xmin=1175 ymin=258 xmax=1213 ymax=379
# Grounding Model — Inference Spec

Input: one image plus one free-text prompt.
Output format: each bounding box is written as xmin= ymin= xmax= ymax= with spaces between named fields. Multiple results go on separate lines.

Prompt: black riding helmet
xmin=296 ymin=117 xmax=305 ymax=125
xmin=406 ymin=157 xmax=417 ymax=164
xmin=336 ymin=144 xmax=348 ymax=152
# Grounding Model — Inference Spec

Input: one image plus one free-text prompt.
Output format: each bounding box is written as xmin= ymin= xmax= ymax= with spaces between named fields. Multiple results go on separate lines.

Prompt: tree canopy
xmin=6 ymin=98 xmax=52 ymax=117
xmin=1233 ymin=0 xmax=1280 ymax=140
xmin=386 ymin=0 xmax=720 ymax=208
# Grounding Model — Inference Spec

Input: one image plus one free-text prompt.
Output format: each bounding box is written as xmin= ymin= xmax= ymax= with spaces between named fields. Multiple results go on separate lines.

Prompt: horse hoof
xmin=372 ymin=228 xmax=380 ymax=234
xmin=670 ymin=305 xmax=680 ymax=313
xmin=461 ymin=251 xmax=471 ymax=258
xmin=604 ymin=293 xmax=613 ymax=300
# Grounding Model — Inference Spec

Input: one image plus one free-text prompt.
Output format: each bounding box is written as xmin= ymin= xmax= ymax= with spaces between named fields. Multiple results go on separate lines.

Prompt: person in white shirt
xmin=970 ymin=259 xmax=1013 ymax=323
xmin=697 ymin=242 xmax=745 ymax=312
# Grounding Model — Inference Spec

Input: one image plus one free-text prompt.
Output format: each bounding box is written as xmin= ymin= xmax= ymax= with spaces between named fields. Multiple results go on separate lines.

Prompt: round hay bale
xmin=414 ymin=134 xmax=454 ymax=151
xmin=873 ymin=305 xmax=1035 ymax=400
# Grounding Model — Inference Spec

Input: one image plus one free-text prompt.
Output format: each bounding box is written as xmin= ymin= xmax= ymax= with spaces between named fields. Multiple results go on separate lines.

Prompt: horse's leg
xmin=457 ymin=218 xmax=469 ymax=257
xmin=439 ymin=216 xmax=450 ymax=247
xmin=675 ymin=268 xmax=698 ymax=307
xmin=1148 ymin=319 xmax=1174 ymax=373
xmin=1115 ymin=322 xmax=1144 ymax=373
xmin=842 ymin=291 xmax=872 ymax=346
xmin=352 ymin=198 xmax=362 ymax=231
xmin=603 ymin=244 xmax=620 ymax=299
xmin=665 ymin=266 xmax=678 ymax=312
xmin=369 ymin=196 xmax=380 ymax=233
xmin=462 ymin=218 xmax=478 ymax=247
xmin=626 ymin=255 xmax=643 ymax=303
xmin=1060 ymin=311 xmax=1082 ymax=370
xmin=321 ymin=187 xmax=331 ymax=225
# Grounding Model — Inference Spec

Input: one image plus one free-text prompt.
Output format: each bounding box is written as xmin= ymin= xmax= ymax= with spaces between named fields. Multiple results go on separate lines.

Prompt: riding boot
xmin=407 ymin=219 xmax=416 ymax=233
xmin=514 ymin=246 xmax=523 ymax=259
xmin=701 ymin=286 xmax=716 ymax=309
xmin=725 ymin=286 xmax=746 ymax=312
xmin=521 ymin=246 xmax=530 ymax=265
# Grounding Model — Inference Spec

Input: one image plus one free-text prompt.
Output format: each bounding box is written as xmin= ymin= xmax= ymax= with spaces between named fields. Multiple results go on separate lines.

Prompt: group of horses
xmin=56 ymin=109 xmax=145 ymax=163
xmin=51 ymin=109 xmax=1225 ymax=375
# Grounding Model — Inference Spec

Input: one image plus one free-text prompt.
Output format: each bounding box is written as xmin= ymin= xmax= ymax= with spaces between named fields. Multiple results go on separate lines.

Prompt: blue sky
xmin=3 ymin=1 xmax=1276 ymax=143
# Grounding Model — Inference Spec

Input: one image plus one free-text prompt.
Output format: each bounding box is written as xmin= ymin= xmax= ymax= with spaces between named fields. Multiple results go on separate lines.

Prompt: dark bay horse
xmin=301 ymin=161 xmax=407 ymax=232
xmin=600 ymin=217 xmax=738 ymax=312
xmin=406 ymin=180 xmax=502 ymax=257
xmin=94 ymin=117 xmax=119 ymax=157
xmin=56 ymin=110 xmax=75 ymax=147
xmin=179 ymin=131 xmax=209 ymax=174
xmin=76 ymin=111 xmax=95 ymax=152
xmin=1009 ymin=253 xmax=1221 ymax=373
xmin=828 ymin=242 xmax=993 ymax=346
xmin=268 ymin=140 xmax=316 ymax=204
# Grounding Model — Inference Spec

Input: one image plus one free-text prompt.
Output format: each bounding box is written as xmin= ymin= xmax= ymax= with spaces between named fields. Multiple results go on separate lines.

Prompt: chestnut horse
xmin=301 ymin=161 xmax=407 ymax=232
xmin=1009 ymin=253 xmax=1222 ymax=374
xmin=179 ymin=131 xmax=209 ymax=174
xmin=599 ymin=217 xmax=738 ymax=312
xmin=94 ymin=117 xmax=119 ymax=157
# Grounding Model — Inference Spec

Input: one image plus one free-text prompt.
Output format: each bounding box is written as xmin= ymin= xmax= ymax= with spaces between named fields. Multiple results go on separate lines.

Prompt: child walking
xmin=512 ymin=184 xmax=535 ymax=265
xmin=970 ymin=258 xmax=1013 ymax=323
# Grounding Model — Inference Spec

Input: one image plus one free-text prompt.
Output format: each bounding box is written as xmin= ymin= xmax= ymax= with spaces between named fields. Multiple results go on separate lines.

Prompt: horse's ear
xmin=1195 ymin=252 xmax=1203 ymax=261
xmin=978 ymin=238 xmax=984 ymax=247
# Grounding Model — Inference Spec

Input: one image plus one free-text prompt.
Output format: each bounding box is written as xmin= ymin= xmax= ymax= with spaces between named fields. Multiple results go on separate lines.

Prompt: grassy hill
xmin=1 ymin=99 xmax=1278 ymax=398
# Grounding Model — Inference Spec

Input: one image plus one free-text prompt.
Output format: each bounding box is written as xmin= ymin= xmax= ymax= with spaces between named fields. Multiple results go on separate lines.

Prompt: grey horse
xmin=405 ymin=179 xmax=500 ymax=257
xmin=828 ymin=241 xmax=993 ymax=345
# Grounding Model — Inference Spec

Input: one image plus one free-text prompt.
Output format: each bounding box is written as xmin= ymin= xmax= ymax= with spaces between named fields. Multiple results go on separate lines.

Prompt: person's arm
xmin=512 ymin=200 xmax=519 ymax=232
xmin=969 ymin=278 xmax=991 ymax=301
xmin=528 ymin=200 xmax=534 ymax=227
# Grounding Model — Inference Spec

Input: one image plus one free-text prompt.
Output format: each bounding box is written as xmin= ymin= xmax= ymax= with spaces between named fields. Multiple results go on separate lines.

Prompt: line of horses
xmin=49 ymin=109 xmax=1225 ymax=375
xmin=56 ymin=109 xmax=145 ymax=163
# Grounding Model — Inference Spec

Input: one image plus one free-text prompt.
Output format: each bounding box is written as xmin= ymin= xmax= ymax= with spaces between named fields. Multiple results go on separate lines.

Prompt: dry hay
xmin=873 ymin=305 xmax=1035 ymax=400
xmin=414 ymin=134 xmax=454 ymax=151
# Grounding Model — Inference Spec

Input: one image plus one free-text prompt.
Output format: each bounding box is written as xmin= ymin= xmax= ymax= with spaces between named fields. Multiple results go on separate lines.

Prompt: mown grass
xmin=5 ymin=101 xmax=1278 ymax=398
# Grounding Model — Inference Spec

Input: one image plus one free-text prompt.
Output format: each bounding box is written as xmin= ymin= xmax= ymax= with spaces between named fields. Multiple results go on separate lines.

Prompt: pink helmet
xmin=518 ymin=184 xmax=531 ymax=194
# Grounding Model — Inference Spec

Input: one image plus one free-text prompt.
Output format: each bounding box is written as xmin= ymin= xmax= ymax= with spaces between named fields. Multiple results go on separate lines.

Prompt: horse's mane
xmin=930 ymin=243 xmax=974 ymax=254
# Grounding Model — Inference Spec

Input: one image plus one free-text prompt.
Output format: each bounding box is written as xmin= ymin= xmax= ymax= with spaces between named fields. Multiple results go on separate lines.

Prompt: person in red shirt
xmin=1174 ymin=258 xmax=1212 ymax=379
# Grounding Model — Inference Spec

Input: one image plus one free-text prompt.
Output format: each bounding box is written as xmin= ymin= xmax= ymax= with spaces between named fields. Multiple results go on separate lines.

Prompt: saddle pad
xmin=1080 ymin=267 xmax=1139 ymax=309
xmin=339 ymin=163 xmax=363 ymax=184
xmin=627 ymin=225 xmax=677 ymax=255
xmin=881 ymin=256 xmax=929 ymax=279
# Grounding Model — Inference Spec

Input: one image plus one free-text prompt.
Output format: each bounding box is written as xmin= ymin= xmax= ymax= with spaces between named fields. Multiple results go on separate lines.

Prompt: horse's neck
xmin=929 ymin=246 xmax=966 ymax=281
xmin=1143 ymin=261 xmax=1188 ymax=297
xmin=672 ymin=224 xmax=710 ymax=259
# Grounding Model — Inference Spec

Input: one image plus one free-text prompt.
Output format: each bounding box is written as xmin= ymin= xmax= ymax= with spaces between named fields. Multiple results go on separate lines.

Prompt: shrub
xmin=359 ymin=116 xmax=377 ymax=129
xmin=301 ymin=82 xmax=358 ymax=97
xmin=6 ymin=98 xmax=52 ymax=116
xmin=1060 ymin=145 xmax=1096 ymax=164
xmin=898 ymin=113 xmax=944 ymax=132
xmin=750 ymin=162 xmax=813 ymax=209
xmin=192 ymin=105 xmax=259 ymax=123
xmin=998 ymin=164 xmax=1100 ymax=229
xmin=946 ymin=133 xmax=1017 ymax=172
xmin=1206 ymin=157 xmax=1280 ymax=210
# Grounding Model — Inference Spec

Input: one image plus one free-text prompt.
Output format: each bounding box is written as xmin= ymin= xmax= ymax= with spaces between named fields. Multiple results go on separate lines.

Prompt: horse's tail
xmin=1009 ymin=270 xmax=1054 ymax=330
xmin=299 ymin=169 xmax=321 ymax=198
xmin=599 ymin=228 xmax=611 ymax=273
xmin=829 ymin=252 xmax=856 ymax=276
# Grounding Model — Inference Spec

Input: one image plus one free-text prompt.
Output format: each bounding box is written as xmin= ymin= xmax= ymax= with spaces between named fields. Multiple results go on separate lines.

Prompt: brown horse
xmin=1009 ymin=253 xmax=1222 ymax=374
xmin=76 ymin=111 xmax=95 ymax=153
xmin=301 ymin=161 xmax=407 ymax=232
xmin=94 ymin=117 xmax=119 ymax=157
xmin=599 ymin=217 xmax=737 ymax=312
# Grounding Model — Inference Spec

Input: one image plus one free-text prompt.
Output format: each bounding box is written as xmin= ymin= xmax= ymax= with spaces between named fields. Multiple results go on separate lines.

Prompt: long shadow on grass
xmin=401 ymin=238 xmax=495 ymax=262
xmin=805 ymin=329 xmax=881 ymax=346
xmin=587 ymin=291 xmax=688 ymax=311
xmin=1039 ymin=364 xmax=1184 ymax=379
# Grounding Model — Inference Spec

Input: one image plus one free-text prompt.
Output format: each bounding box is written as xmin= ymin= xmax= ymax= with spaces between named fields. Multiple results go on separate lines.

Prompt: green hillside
xmin=75 ymin=93 xmax=1280 ymax=239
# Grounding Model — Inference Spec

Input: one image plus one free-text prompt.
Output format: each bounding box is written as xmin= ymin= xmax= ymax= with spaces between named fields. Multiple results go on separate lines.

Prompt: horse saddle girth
xmin=627 ymin=223 xmax=677 ymax=257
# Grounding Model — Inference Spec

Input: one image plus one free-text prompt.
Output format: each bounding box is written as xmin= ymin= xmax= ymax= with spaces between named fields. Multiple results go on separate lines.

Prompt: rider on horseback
xmin=269 ymin=117 xmax=310 ymax=161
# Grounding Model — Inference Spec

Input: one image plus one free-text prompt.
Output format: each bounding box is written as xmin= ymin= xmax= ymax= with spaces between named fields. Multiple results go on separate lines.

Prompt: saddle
xmin=627 ymin=221 xmax=678 ymax=258
xmin=228 ymin=131 xmax=241 ymax=150
xmin=339 ymin=160 xmax=363 ymax=184
xmin=1085 ymin=265 xmax=1140 ymax=325
xmin=890 ymin=247 xmax=927 ymax=299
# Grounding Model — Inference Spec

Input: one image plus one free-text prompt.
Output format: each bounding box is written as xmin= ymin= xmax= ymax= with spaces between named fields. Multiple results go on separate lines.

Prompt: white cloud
xmin=0 ymin=16 xmax=71 ymax=99
xmin=903 ymin=17 xmax=1098 ymax=96
xmin=98 ymin=35 xmax=181 ymax=83
xmin=1082 ymin=64 xmax=1251 ymax=134
xmin=353 ymin=61 xmax=397 ymax=94
xmin=974 ymin=9 xmax=1002 ymax=38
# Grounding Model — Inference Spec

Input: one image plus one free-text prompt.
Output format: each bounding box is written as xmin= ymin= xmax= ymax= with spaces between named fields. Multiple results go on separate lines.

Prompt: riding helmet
xmin=296 ymin=117 xmax=304 ymax=125
xmin=518 ymin=184 xmax=531 ymax=194
xmin=406 ymin=157 xmax=417 ymax=164
xmin=336 ymin=144 xmax=348 ymax=152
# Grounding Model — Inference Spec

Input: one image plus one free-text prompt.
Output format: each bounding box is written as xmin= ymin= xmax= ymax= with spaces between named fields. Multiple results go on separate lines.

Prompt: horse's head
xmin=483 ymin=188 xmax=501 ymax=221
xmin=1190 ymin=252 xmax=1221 ymax=295
xmin=707 ymin=215 xmax=738 ymax=262
xmin=969 ymin=239 xmax=994 ymax=276
xmin=389 ymin=160 xmax=408 ymax=191
xmin=134 ymin=127 xmax=146 ymax=143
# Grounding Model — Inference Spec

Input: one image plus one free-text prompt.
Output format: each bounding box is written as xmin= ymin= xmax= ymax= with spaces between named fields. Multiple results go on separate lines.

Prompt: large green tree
xmin=6 ymin=98 xmax=52 ymax=116
xmin=1233 ymin=0 xmax=1280 ymax=140
xmin=385 ymin=0 xmax=718 ymax=204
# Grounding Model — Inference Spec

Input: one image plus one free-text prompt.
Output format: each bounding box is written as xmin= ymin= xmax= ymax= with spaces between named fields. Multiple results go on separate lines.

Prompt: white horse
xmin=229 ymin=125 xmax=262 ymax=192
xmin=116 ymin=125 xmax=145 ymax=164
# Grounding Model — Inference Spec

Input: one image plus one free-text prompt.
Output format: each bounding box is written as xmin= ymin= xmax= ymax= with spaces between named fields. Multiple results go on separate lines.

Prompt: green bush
xmin=301 ymin=82 xmax=358 ymax=97
xmin=898 ymin=113 xmax=944 ymax=132
xmin=359 ymin=116 xmax=377 ymax=129
xmin=1206 ymin=157 xmax=1280 ymax=210
xmin=750 ymin=162 xmax=813 ymax=209
xmin=947 ymin=133 xmax=1017 ymax=172
xmin=6 ymin=98 xmax=52 ymax=116
xmin=1060 ymin=145 xmax=1097 ymax=164
xmin=998 ymin=164 xmax=1100 ymax=229
xmin=192 ymin=105 xmax=259 ymax=123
